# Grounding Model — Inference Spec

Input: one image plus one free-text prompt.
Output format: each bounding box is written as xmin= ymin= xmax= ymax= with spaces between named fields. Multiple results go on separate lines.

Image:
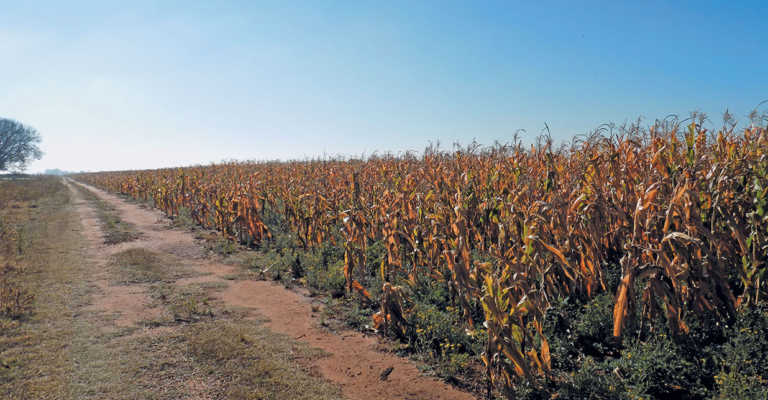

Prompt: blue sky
xmin=1 ymin=1 xmax=766 ymax=172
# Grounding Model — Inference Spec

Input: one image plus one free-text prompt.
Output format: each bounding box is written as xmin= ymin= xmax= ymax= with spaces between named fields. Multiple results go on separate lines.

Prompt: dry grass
xmin=0 ymin=177 xmax=78 ymax=398
xmin=110 ymin=248 xmax=166 ymax=283
xmin=147 ymin=282 xmax=216 ymax=324
xmin=186 ymin=320 xmax=341 ymax=400
xmin=0 ymin=261 xmax=35 ymax=319
xmin=108 ymin=248 xmax=194 ymax=285
xmin=71 ymin=182 xmax=140 ymax=244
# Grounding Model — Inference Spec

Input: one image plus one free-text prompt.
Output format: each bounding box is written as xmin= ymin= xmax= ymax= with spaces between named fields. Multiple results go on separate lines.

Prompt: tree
xmin=0 ymin=118 xmax=43 ymax=172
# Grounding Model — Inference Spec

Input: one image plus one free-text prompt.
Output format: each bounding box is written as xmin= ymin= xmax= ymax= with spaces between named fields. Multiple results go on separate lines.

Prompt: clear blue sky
xmin=1 ymin=1 xmax=766 ymax=172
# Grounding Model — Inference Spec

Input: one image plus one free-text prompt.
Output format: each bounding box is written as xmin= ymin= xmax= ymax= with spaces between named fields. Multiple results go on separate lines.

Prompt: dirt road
xmin=66 ymin=179 xmax=476 ymax=400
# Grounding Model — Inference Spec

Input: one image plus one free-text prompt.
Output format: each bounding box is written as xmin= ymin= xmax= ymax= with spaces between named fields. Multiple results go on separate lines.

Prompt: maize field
xmin=76 ymin=119 xmax=768 ymax=396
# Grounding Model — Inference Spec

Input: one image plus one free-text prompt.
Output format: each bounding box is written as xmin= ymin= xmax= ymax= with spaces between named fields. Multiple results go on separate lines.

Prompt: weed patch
xmin=109 ymin=248 xmax=166 ymax=284
xmin=147 ymin=283 xmax=215 ymax=324
xmin=108 ymin=248 xmax=193 ymax=285
xmin=186 ymin=320 xmax=340 ymax=400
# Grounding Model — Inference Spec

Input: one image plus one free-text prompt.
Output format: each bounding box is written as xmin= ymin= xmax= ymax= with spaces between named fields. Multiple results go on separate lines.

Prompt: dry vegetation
xmin=76 ymin=116 xmax=768 ymax=398
xmin=0 ymin=177 xmax=62 ymax=322
xmin=0 ymin=177 xmax=79 ymax=397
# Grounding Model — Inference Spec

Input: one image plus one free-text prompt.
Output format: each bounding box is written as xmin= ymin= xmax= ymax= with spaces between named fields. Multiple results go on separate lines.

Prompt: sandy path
xmin=67 ymin=179 xmax=476 ymax=400
xmin=65 ymin=179 xmax=220 ymax=399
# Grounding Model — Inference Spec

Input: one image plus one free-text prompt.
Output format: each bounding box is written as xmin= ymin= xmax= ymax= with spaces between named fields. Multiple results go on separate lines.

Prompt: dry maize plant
xmin=77 ymin=119 xmax=768 ymax=395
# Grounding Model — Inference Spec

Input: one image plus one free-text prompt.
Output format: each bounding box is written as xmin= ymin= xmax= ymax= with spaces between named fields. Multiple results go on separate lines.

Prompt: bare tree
xmin=0 ymin=118 xmax=43 ymax=171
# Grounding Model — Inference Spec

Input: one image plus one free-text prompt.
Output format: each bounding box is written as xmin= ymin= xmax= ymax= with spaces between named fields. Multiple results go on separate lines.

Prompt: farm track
xmin=64 ymin=179 xmax=215 ymax=399
xmin=66 ymin=179 xmax=476 ymax=400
